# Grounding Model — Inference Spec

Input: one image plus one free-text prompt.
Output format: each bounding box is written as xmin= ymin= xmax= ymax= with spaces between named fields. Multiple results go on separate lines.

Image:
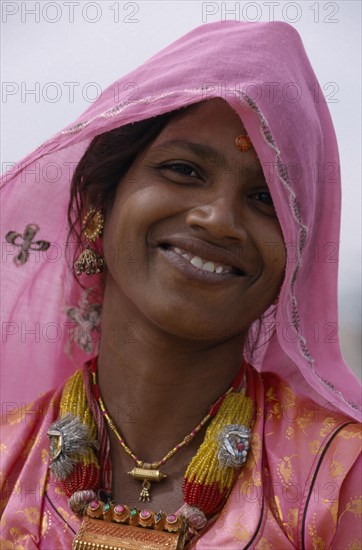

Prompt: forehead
xmin=147 ymin=98 xmax=261 ymax=173
xmin=158 ymin=98 xmax=247 ymax=138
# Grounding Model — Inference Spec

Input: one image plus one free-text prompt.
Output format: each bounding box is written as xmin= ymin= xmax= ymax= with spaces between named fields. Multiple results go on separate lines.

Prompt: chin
xmin=148 ymin=307 xmax=242 ymax=343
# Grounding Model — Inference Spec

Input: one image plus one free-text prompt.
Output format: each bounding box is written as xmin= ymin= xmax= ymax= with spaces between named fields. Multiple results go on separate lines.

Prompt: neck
xmin=97 ymin=277 xmax=247 ymax=465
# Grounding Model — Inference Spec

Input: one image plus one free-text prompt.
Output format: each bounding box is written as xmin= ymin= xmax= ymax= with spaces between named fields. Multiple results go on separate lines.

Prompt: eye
xmin=251 ymin=191 xmax=274 ymax=207
xmin=160 ymin=162 xmax=199 ymax=178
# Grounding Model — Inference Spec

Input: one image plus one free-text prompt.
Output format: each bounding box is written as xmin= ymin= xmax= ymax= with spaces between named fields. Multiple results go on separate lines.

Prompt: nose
xmin=185 ymin=196 xmax=247 ymax=242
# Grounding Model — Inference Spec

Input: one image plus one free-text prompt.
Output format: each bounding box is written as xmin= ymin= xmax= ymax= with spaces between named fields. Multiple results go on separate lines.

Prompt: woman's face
xmin=102 ymin=99 xmax=286 ymax=342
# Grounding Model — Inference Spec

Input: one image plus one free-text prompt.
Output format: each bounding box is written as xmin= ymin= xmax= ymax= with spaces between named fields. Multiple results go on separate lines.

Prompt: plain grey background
xmin=1 ymin=0 xmax=361 ymax=377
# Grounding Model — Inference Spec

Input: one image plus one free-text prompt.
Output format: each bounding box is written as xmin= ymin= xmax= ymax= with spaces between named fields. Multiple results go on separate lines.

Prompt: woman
xmin=1 ymin=21 xmax=361 ymax=549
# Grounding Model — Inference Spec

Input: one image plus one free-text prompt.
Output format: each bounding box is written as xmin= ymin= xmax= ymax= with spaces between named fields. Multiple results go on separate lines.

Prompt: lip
xmin=157 ymin=237 xmax=249 ymax=275
xmin=158 ymin=246 xmax=242 ymax=284
xmin=155 ymin=237 xmax=251 ymax=285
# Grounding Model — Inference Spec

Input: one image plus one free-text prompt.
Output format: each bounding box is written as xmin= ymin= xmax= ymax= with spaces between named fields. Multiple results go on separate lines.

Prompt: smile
xmin=157 ymin=243 xmax=245 ymax=285
xmin=172 ymin=246 xmax=234 ymax=275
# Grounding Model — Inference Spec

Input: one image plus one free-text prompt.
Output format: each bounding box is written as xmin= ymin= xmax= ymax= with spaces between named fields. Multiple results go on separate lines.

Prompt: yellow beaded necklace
xmin=48 ymin=359 xmax=254 ymax=549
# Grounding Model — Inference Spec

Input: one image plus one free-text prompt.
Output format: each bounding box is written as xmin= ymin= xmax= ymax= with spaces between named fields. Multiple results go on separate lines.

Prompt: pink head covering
xmin=1 ymin=21 xmax=360 ymax=421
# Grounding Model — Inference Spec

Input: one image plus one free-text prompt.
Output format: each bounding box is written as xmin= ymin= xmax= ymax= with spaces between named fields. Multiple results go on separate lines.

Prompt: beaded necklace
xmin=48 ymin=359 xmax=254 ymax=549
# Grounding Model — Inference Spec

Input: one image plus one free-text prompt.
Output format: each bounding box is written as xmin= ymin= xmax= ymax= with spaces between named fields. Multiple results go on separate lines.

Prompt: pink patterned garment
xmin=1 ymin=20 xmax=361 ymax=549
xmin=1 ymin=365 xmax=360 ymax=548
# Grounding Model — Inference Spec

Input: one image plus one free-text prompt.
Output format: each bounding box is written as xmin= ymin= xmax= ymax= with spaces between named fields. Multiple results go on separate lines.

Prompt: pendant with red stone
xmin=139 ymin=508 xmax=155 ymax=528
xmin=218 ymin=424 xmax=251 ymax=468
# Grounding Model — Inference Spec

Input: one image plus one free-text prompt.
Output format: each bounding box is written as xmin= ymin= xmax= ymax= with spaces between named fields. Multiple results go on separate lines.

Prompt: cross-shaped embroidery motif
xmin=5 ymin=224 xmax=50 ymax=265
xmin=65 ymin=290 xmax=102 ymax=353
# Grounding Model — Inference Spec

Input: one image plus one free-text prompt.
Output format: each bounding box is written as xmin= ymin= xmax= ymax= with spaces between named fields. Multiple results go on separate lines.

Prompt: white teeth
xmin=202 ymin=261 xmax=215 ymax=273
xmin=171 ymin=246 xmax=233 ymax=275
xmin=190 ymin=256 xmax=203 ymax=269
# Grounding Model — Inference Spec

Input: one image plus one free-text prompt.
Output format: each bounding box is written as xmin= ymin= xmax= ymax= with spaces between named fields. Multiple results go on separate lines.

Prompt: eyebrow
xmin=151 ymin=139 xmax=226 ymax=165
xmin=150 ymin=139 xmax=265 ymax=180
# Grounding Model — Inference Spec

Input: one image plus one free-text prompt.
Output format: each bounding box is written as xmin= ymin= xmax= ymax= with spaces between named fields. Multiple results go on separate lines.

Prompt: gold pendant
xmin=128 ymin=467 xmax=167 ymax=502
xmin=73 ymin=516 xmax=187 ymax=550
xmin=73 ymin=506 xmax=187 ymax=550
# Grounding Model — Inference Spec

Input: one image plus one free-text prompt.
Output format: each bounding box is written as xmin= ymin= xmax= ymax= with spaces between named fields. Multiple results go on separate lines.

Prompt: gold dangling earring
xmin=74 ymin=208 xmax=105 ymax=276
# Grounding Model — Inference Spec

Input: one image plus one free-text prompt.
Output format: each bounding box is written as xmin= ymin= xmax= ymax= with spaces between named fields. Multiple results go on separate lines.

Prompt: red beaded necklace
xmin=48 ymin=359 xmax=254 ymax=549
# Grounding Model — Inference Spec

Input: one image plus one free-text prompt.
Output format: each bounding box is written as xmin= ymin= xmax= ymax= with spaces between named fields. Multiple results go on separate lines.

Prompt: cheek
xmin=102 ymin=185 xmax=168 ymax=273
xmin=241 ymin=214 xmax=286 ymax=275
xmin=257 ymin=224 xmax=286 ymax=278
xmin=102 ymin=200 xmax=138 ymax=273
xmin=265 ymin=241 xmax=286 ymax=272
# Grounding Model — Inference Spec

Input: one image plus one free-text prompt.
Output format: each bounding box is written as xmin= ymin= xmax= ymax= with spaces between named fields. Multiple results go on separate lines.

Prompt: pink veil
xmin=1 ymin=21 xmax=360 ymax=422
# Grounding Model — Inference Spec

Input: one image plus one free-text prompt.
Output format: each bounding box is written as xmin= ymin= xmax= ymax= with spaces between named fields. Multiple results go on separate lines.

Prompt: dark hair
xmin=67 ymin=110 xmax=179 ymax=258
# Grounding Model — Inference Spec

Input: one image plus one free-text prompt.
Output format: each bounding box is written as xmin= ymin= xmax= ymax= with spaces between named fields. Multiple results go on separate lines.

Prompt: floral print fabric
xmin=1 ymin=366 xmax=360 ymax=549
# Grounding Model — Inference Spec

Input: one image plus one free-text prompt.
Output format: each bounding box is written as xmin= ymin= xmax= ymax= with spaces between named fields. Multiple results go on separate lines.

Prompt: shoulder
xmin=261 ymin=371 xmax=361 ymax=548
xmin=1 ymin=389 xmax=58 ymax=544
xmin=0 ymin=380 xmax=81 ymax=548
xmin=1 ymin=387 xmax=61 ymax=480
xmin=261 ymin=370 xmax=358 ymax=442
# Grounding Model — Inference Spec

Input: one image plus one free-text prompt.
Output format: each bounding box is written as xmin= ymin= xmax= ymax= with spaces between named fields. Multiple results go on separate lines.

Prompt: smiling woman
xmin=1 ymin=21 xmax=361 ymax=550
xmin=99 ymin=100 xmax=285 ymax=348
